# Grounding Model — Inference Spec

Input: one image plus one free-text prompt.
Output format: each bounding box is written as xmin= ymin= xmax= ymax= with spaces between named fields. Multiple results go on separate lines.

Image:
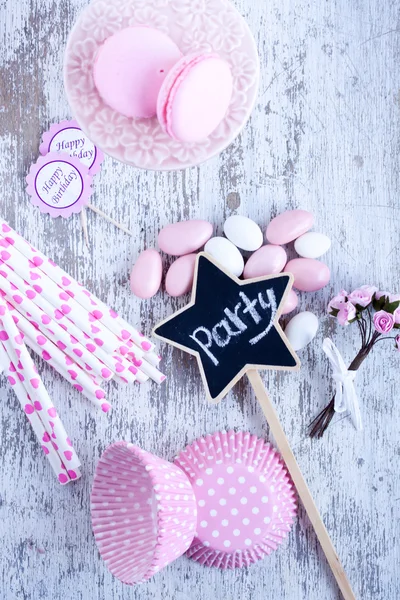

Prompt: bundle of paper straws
xmin=0 ymin=218 xmax=165 ymax=484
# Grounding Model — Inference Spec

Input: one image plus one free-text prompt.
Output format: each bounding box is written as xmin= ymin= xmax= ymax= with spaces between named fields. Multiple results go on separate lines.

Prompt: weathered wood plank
xmin=0 ymin=0 xmax=399 ymax=598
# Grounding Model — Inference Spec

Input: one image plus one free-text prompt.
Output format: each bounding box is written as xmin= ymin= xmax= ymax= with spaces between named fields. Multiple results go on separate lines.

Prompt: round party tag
xmin=39 ymin=119 xmax=104 ymax=174
xmin=26 ymin=153 xmax=93 ymax=218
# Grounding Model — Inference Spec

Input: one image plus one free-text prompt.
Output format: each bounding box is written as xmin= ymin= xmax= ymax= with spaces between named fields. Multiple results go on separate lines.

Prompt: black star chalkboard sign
xmin=154 ymin=253 xmax=300 ymax=402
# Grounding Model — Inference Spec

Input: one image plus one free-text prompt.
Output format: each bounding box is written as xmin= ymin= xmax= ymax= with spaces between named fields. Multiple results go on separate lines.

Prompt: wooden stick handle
xmin=247 ymin=370 xmax=356 ymax=600
xmin=87 ymin=203 xmax=133 ymax=236
xmin=80 ymin=208 xmax=89 ymax=248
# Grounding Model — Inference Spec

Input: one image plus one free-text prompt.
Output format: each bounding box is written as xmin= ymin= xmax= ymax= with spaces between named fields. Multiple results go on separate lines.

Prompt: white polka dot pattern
xmin=174 ymin=431 xmax=297 ymax=570
xmin=91 ymin=442 xmax=197 ymax=585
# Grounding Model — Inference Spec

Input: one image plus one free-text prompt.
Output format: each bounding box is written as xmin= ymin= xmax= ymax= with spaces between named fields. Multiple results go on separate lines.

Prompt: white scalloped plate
xmin=64 ymin=0 xmax=260 ymax=171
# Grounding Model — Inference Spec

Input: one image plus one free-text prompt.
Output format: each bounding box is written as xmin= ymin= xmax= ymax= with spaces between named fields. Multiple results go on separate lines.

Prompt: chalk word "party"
xmin=190 ymin=289 xmax=277 ymax=366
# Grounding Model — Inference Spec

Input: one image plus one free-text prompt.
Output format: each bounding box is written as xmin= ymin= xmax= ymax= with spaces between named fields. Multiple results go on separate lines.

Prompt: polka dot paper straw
xmin=0 ymin=219 xmax=155 ymax=352
xmin=0 ymin=344 xmax=78 ymax=484
xmin=0 ymin=296 xmax=81 ymax=471
xmin=0 ymin=259 xmax=138 ymax=385
xmin=0 ymin=252 xmax=164 ymax=384
xmin=0 ymin=271 xmax=114 ymax=382
xmin=0 ymin=247 xmax=119 ymax=353
xmin=118 ymin=341 xmax=166 ymax=384
xmin=113 ymin=370 xmax=149 ymax=385
xmin=9 ymin=308 xmax=111 ymax=413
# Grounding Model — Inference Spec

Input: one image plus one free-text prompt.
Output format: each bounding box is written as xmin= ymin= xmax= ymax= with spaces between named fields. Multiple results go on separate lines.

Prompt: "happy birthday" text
xmin=41 ymin=167 xmax=78 ymax=205
xmin=56 ymin=138 xmax=94 ymax=162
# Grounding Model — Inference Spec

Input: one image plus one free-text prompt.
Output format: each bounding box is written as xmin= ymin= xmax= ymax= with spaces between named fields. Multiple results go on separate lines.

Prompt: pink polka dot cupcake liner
xmin=91 ymin=442 xmax=197 ymax=585
xmin=174 ymin=431 xmax=297 ymax=569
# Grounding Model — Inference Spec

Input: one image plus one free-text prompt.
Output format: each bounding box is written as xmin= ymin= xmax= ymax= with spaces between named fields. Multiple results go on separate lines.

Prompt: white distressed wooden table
xmin=0 ymin=1 xmax=399 ymax=598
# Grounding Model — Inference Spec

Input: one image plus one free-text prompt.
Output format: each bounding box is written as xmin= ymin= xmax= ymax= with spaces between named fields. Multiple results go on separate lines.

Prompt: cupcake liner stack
xmin=175 ymin=431 xmax=297 ymax=569
xmin=91 ymin=442 xmax=197 ymax=585
xmin=90 ymin=433 xmax=297 ymax=583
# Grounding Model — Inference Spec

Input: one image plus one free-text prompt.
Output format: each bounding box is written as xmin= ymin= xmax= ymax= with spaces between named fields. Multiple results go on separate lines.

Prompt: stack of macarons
xmin=130 ymin=209 xmax=331 ymax=321
xmin=93 ymin=26 xmax=233 ymax=143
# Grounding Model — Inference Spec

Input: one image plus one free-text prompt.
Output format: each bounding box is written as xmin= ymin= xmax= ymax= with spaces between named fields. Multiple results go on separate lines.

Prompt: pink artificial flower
xmin=395 ymin=335 xmax=400 ymax=351
xmin=329 ymin=290 xmax=348 ymax=312
xmin=348 ymin=285 xmax=377 ymax=308
xmin=373 ymin=310 xmax=395 ymax=334
xmin=337 ymin=302 xmax=356 ymax=326
xmin=394 ymin=307 xmax=400 ymax=325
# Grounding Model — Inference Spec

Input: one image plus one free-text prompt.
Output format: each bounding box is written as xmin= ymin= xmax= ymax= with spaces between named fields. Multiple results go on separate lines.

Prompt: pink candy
xmin=158 ymin=220 xmax=213 ymax=256
xmin=282 ymin=289 xmax=299 ymax=315
xmin=285 ymin=259 xmax=331 ymax=292
xmin=165 ymin=254 xmax=197 ymax=297
xmin=243 ymin=245 xmax=287 ymax=279
xmin=132 ymin=212 xmax=330 ymax=311
xmin=266 ymin=210 xmax=314 ymax=245
xmin=130 ymin=249 xmax=163 ymax=299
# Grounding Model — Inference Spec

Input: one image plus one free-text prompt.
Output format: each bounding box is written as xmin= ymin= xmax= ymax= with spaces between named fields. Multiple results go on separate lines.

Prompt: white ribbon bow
xmin=322 ymin=338 xmax=363 ymax=431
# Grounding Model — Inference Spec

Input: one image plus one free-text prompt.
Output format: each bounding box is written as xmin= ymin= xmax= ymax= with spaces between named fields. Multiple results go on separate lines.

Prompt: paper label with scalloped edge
xmin=26 ymin=153 xmax=93 ymax=219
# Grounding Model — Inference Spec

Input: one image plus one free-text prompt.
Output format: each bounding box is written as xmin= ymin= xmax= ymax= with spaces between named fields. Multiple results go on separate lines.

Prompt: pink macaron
xmin=157 ymin=53 xmax=233 ymax=143
xmin=93 ymin=26 xmax=182 ymax=119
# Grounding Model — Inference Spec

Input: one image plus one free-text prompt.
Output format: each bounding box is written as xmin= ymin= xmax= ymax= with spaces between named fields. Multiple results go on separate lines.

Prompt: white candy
xmin=285 ymin=311 xmax=319 ymax=351
xmin=223 ymin=215 xmax=263 ymax=252
xmin=294 ymin=232 xmax=331 ymax=259
xmin=204 ymin=237 xmax=244 ymax=277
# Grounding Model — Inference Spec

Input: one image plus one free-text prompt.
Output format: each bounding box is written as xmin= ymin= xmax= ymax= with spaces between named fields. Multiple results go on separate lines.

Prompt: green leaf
xmin=394 ymin=323 xmax=400 ymax=329
xmin=329 ymin=308 xmax=339 ymax=317
xmin=384 ymin=300 xmax=400 ymax=314
xmin=355 ymin=303 xmax=369 ymax=312
xmin=373 ymin=295 xmax=386 ymax=311
xmin=349 ymin=317 xmax=358 ymax=324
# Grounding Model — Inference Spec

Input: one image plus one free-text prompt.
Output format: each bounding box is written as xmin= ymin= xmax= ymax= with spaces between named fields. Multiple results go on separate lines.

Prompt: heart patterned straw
xmin=0 ymin=343 xmax=78 ymax=484
xmin=0 ymin=273 xmax=114 ymax=382
xmin=0 ymin=220 xmax=166 ymax=481
xmin=0 ymin=219 xmax=156 ymax=356
xmin=8 ymin=308 xmax=111 ymax=413
xmin=0 ymin=247 xmax=119 ymax=352
xmin=0 ymin=246 xmax=165 ymax=383
xmin=0 ymin=298 xmax=81 ymax=481
xmin=119 ymin=341 xmax=166 ymax=384
xmin=0 ymin=259 xmax=141 ymax=384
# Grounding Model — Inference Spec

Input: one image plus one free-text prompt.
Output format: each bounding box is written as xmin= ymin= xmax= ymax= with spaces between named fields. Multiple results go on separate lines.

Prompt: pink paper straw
xmin=0 ymin=220 xmax=155 ymax=352
xmin=143 ymin=352 xmax=162 ymax=367
xmin=0 ymin=260 xmax=138 ymax=384
xmin=0 ymin=296 xmax=81 ymax=471
xmin=0 ymin=273 xmax=114 ymax=382
xmin=118 ymin=343 xmax=165 ymax=384
xmin=8 ymin=308 xmax=111 ymax=413
xmin=118 ymin=341 xmax=166 ymax=384
xmin=120 ymin=344 xmax=166 ymax=384
xmin=0 ymin=344 xmax=78 ymax=484
xmin=0 ymin=247 xmax=119 ymax=353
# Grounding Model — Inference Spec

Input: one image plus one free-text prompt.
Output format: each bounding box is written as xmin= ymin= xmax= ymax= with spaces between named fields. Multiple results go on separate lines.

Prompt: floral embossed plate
xmin=64 ymin=0 xmax=260 ymax=171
